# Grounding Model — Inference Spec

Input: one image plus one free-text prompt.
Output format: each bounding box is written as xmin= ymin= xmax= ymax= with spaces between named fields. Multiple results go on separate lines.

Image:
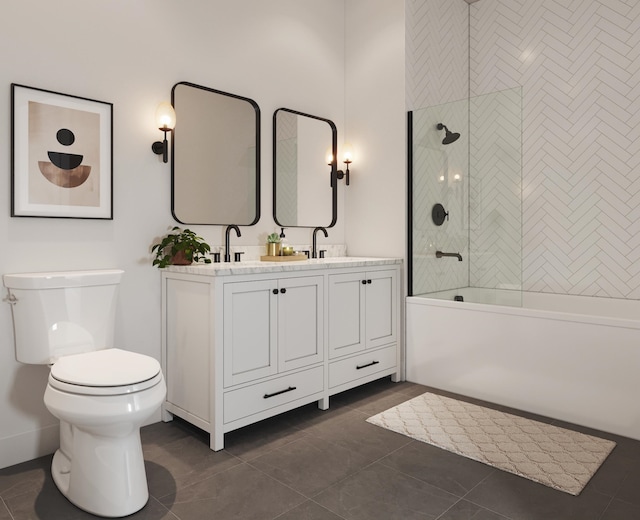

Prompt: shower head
xmin=437 ymin=123 xmax=460 ymax=145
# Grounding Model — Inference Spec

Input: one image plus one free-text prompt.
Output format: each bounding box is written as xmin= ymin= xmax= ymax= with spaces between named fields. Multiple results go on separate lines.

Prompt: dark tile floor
xmin=2 ymin=378 xmax=640 ymax=520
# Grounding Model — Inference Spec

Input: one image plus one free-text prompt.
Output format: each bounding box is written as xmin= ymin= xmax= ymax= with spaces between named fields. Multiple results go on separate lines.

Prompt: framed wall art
xmin=11 ymin=84 xmax=113 ymax=219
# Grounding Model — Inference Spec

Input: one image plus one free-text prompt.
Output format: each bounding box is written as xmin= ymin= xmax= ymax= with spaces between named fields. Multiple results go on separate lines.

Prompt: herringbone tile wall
xmin=472 ymin=0 xmax=640 ymax=298
xmin=406 ymin=0 xmax=468 ymax=111
xmin=469 ymin=88 xmax=522 ymax=290
xmin=409 ymin=0 xmax=640 ymax=299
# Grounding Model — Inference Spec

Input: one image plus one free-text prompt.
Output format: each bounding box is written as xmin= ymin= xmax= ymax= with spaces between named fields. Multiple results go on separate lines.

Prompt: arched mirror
xmin=273 ymin=108 xmax=337 ymax=228
xmin=171 ymin=82 xmax=260 ymax=225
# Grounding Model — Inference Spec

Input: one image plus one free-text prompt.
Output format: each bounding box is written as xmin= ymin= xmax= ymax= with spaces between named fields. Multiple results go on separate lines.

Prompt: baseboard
xmin=0 ymin=423 xmax=59 ymax=469
xmin=0 ymin=410 xmax=164 ymax=470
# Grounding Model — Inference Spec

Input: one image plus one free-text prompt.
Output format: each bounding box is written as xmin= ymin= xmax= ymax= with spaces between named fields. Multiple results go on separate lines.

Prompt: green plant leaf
xmin=150 ymin=227 xmax=212 ymax=268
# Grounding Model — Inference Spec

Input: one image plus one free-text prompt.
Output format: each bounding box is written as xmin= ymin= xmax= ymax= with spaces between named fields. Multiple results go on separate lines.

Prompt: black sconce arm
xmin=151 ymin=127 xmax=171 ymax=163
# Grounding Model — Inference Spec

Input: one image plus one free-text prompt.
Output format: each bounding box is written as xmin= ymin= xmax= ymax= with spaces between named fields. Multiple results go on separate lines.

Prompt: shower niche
xmin=408 ymin=87 xmax=523 ymax=303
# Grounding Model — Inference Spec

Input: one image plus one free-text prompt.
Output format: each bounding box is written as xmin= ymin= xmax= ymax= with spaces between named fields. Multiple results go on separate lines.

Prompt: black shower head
xmin=437 ymin=123 xmax=460 ymax=145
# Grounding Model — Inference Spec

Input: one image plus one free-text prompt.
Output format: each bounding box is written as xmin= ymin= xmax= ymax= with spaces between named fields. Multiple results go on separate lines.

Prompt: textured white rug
xmin=367 ymin=392 xmax=616 ymax=495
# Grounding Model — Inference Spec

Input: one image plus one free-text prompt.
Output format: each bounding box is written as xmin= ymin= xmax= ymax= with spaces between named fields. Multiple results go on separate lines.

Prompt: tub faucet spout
xmin=224 ymin=225 xmax=241 ymax=262
xmin=436 ymin=250 xmax=462 ymax=262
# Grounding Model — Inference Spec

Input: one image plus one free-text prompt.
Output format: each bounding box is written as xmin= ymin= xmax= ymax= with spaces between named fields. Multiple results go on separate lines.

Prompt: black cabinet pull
xmin=280 ymin=288 xmax=287 ymax=294
xmin=264 ymin=386 xmax=296 ymax=399
xmin=272 ymin=289 xmax=278 ymax=294
xmin=356 ymin=360 xmax=380 ymax=370
xmin=367 ymin=279 xmax=372 ymax=284
xmin=361 ymin=280 xmax=367 ymax=285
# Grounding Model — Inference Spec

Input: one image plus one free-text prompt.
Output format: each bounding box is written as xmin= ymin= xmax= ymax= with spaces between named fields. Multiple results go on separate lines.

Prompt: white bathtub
xmin=406 ymin=289 xmax=640 ymax=440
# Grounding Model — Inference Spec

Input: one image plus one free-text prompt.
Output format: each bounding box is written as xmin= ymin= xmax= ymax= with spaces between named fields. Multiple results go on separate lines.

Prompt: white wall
xmin=343 ymin=0 xmax=406 ymax=258
xmin=0 ymin=0 xmax=347 ymax=469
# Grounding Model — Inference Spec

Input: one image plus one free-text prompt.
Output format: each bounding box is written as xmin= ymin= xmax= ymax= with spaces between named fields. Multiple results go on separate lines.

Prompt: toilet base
xmin=51 ymin=424 xmax=149 ymax=518
xmin=43 ymin=373 xmax=166 ymax=517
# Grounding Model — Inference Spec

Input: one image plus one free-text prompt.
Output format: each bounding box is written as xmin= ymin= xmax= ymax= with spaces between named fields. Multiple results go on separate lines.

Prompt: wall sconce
xmin=151 ymin=102 xmax=176 ymax=163
xmin=326 ymin=143 xmax=353 ymax=186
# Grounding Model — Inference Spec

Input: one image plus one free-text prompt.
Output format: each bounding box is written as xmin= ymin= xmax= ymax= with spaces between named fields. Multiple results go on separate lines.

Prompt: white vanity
xmin=161 ymin=257 xmax=402 ymax=450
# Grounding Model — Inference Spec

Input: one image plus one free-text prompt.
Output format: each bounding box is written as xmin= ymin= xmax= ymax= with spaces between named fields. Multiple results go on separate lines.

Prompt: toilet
xmin=3 ymin=269 xmax=166 ymax=518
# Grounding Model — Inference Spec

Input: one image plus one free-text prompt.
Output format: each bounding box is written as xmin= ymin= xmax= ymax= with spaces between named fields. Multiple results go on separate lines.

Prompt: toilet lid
xmin=50 ymin=348 xmax=161 ymax=387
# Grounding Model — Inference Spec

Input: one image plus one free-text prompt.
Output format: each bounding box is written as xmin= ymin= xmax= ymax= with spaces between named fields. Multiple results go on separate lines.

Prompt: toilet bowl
xmin=44 ymin=348 xmax=165 ymax=517
xmin=3 ymin=269 xmax=166 ymax=518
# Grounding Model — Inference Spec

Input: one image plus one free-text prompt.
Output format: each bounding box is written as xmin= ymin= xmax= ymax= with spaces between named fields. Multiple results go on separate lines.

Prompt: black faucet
xmin=312 ymin=227 xmax=328 ymax=259
xmin=224 ymin=225 xmax=241 ymax=262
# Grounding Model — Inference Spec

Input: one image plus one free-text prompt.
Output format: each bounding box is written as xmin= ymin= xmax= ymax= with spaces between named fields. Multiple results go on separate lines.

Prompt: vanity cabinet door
xmin=365 ymin=270 xmax=396 ymax=350
xmin=223 ymin=279 xmax=278 ymax=386
xmin=277 ymin=275 xmax=324 ymax=372
xmin=328 ymin=272 xmax=366 ymax=358
xmin=328 ymin=269 xmax=397 ymax=359
xmin=224 ymin=275 xmax=324 ymax=386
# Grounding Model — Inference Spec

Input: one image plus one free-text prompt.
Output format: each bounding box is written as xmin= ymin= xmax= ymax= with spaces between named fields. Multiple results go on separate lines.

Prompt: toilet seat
xmin=49 ymin=348 xmax=162 ymax=396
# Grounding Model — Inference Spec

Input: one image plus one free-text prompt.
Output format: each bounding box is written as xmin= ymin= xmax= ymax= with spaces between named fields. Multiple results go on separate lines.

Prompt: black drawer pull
xmin=280 ymin=288 xmax=287 ymax=294
xmin=264 ymin=386 xmax=297 ymax=399
xmin=356 ymin=360 xmax=380 ymax=370
xmin=272 ymin=289 xmax=278 ymax=294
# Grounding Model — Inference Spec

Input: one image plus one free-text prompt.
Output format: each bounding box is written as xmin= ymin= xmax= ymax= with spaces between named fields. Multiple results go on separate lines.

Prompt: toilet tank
xmin=3 ymin=269 xmax=124 ymax=364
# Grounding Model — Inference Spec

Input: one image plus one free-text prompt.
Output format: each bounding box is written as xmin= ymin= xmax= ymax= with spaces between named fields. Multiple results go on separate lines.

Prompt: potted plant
xmin=152 ymin=226 xmax=212 ymax=268
xmin=266 ymin=232 xmax=281 ymax=256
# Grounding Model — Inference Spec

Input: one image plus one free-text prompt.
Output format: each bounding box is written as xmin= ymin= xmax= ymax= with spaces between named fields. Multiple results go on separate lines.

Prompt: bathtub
xmin=406 ymin=289 xmax=640 ymax=441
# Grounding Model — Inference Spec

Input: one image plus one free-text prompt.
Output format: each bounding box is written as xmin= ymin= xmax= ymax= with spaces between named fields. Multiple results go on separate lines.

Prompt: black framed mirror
xmin=171 ymin=82 xmax=260 ymax=225
xmin=273 ymin=108 xmax=337 ymax=228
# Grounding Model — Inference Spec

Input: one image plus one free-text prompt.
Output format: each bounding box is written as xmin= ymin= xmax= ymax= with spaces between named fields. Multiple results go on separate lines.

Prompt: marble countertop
xmin=163 ymin=256 xmax=403 ymax=276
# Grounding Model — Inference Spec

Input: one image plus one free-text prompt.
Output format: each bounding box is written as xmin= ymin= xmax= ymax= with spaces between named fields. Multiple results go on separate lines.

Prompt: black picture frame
xmin=11 ymin=84 xmax=113 ymax=219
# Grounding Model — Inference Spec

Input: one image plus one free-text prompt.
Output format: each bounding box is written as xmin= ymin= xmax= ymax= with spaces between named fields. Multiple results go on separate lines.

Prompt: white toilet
xmin=3 ymin=269 xmax=166 ymax=518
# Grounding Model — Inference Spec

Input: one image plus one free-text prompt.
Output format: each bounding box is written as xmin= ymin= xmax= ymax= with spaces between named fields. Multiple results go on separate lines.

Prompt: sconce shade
xmin=152 ymin=102 xmax=175 ymax=163
xmin=326 ymin=148 xmax=334 ymax=165
xmin=326 ymin=144 xmax=354 ymax=186
xmin=155 ymin=102 xmax=176 ymax=130
xmin=334 ymin=143 xmax=353 ymax=186
xmin=342 ymin=142 xmax=353 ymax=163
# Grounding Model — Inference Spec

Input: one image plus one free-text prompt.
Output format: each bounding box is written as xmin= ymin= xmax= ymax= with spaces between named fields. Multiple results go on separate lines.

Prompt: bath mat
xmin=367 ymin=392 xmax=615 ymax=495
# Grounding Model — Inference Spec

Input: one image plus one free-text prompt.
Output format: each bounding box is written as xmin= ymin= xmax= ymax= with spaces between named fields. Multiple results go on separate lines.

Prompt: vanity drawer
xmin=224 ymin=366 xmax=324 ymax=424
xmin=329 ymin=345 xmax=396 ymax=389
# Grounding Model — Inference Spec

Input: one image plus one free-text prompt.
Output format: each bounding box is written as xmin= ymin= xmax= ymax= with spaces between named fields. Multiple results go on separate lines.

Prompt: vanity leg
xmin=317 ymin=397 xmax=329 ymax=410
xmin=161 ymin=405 xmax=174 ymax=422
xmin=211 ymin=428 xmax=225 ymax=451
xmin=391 ymin=371 xmax=403 ymax=383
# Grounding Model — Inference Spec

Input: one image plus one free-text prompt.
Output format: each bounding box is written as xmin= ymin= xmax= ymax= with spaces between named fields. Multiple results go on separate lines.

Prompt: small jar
xmin=266 ymin=242 xmax=281 ymax=256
